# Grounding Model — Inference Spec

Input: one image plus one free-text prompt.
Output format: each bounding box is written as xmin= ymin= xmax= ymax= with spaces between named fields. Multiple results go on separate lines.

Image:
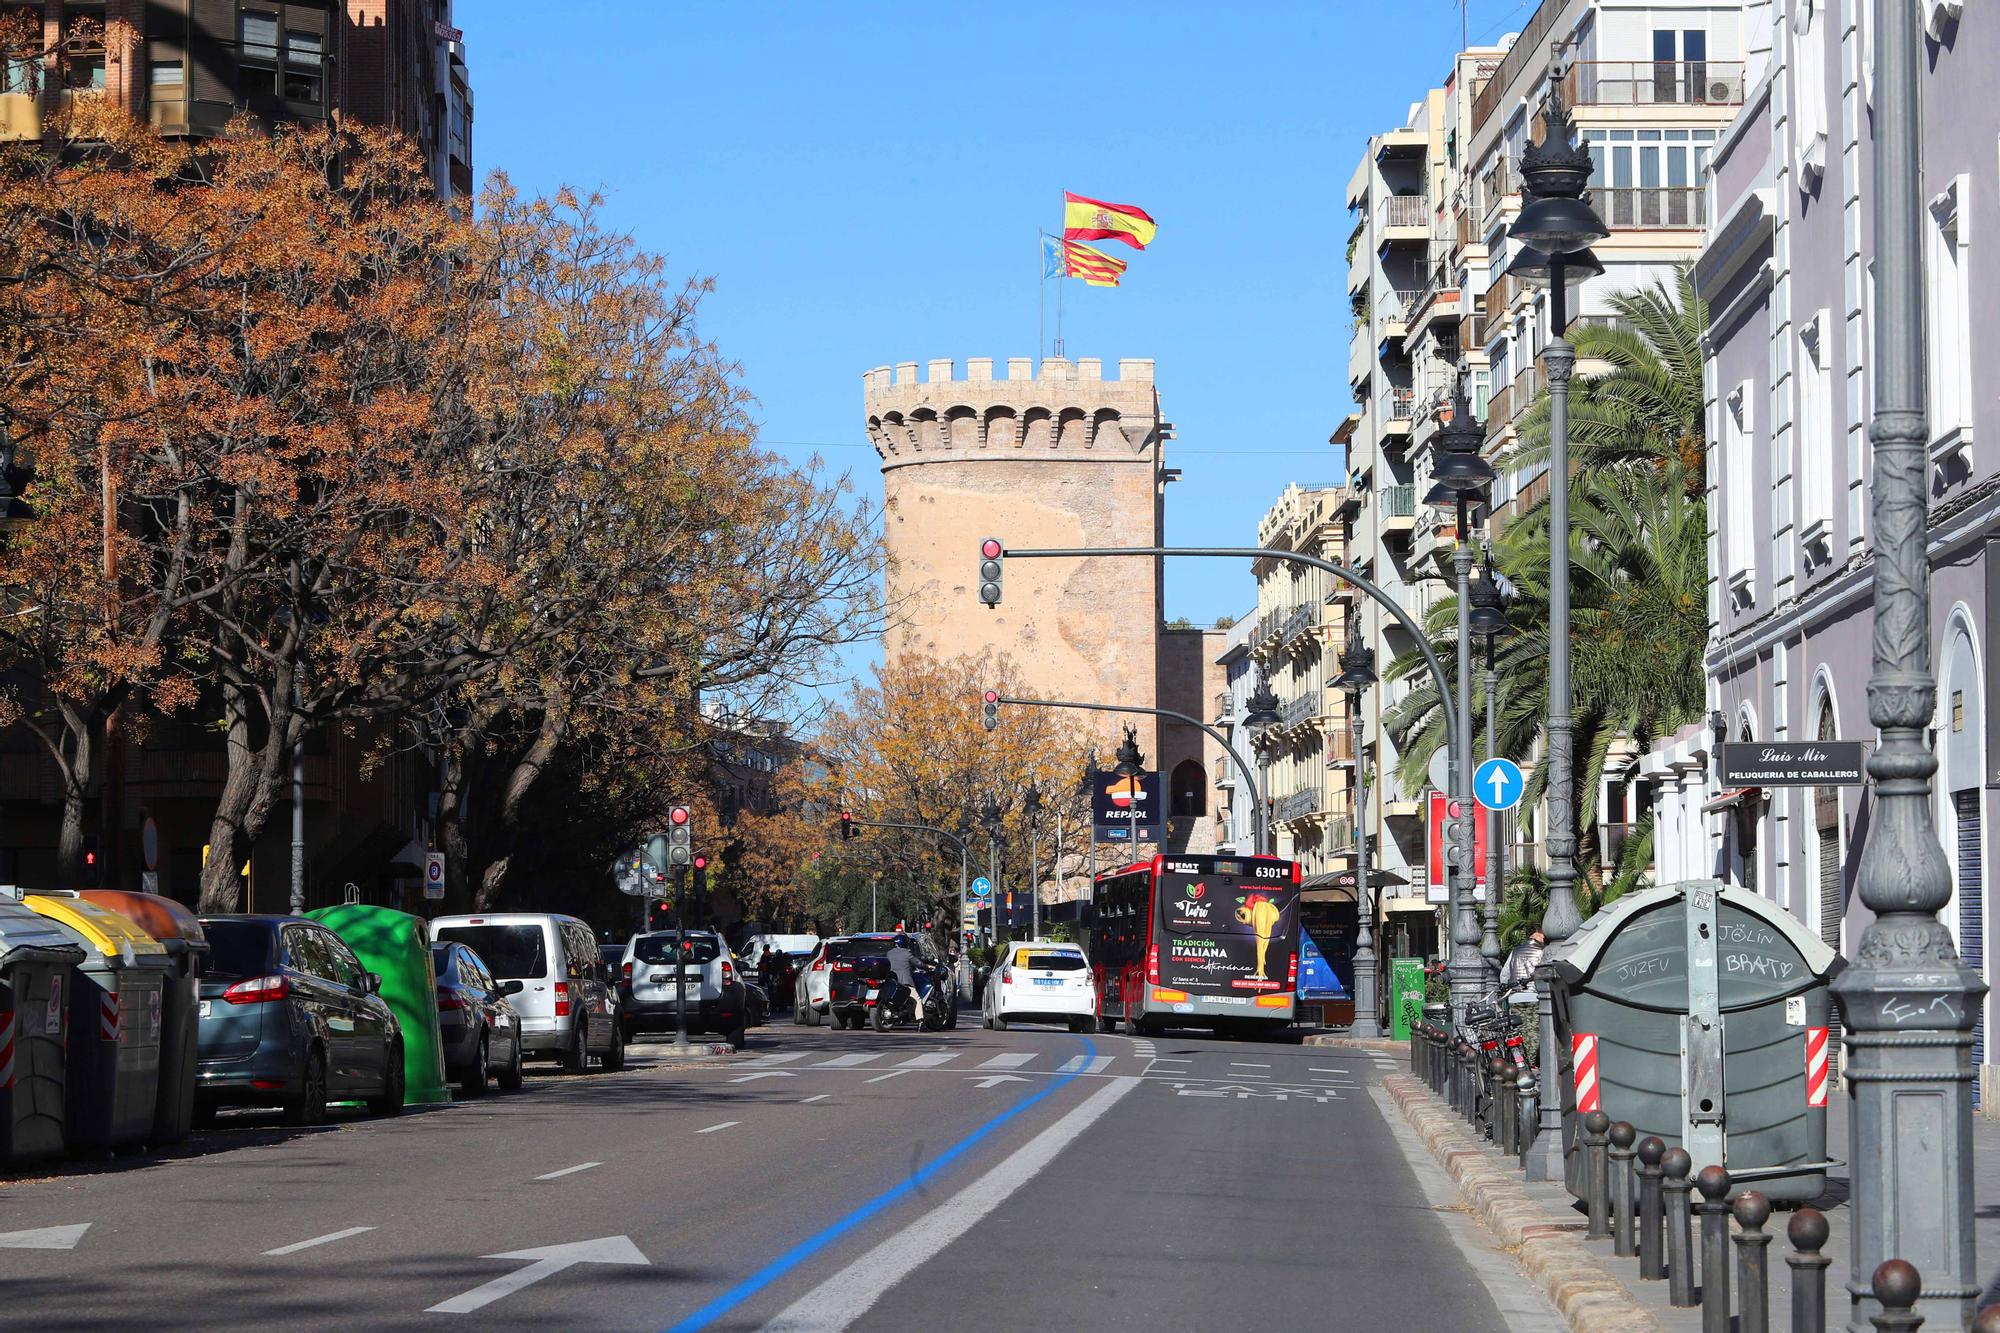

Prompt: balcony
xmin=1278 ymin=691 xmax=1321 ymax=730
xmin=1324 ymin=727 xmax=1356 ymax=765
xmin=1248 ymin=607 xmax=1284 ymax=661
xmin=1382 ymin=384 xmax=1416 ymax=430
xmin=1376 ymin=194 xmax=1429 ymax=241
xmin=1274 ymin=786 xmax=1323 ymax=825
xmin=1381 ymin=484 xmax=1417 ymax=538
xmin=1280 ymin=603 xmax=1319 ymax=651
xmin=1559 ymin=60 xmax=1746 ymax=108
xmin=1375 ymin=289 xmax=1420 ymax=343
xmin=1484 ymin=383 xmax=1514 ymax=442
xmin=1325 ymin=813 xmax=1356 ymax=853
xmin=1600 ymin=186 xmax=1708 ymax=230
xmin=147 ymin=95 xmax=235 ymax=139
xmin=1511 ymin=360 xmax=1542 ymax=415
xmin=1214 ymin=690 xmax=1236 ymax=724
xmin=1480 ymin=158 xmax=1515 ymax=231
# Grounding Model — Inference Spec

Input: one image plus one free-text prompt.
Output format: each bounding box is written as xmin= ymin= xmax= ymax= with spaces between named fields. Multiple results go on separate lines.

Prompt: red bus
xmin=1090 ymin=852 xmax=1301 ymax=1037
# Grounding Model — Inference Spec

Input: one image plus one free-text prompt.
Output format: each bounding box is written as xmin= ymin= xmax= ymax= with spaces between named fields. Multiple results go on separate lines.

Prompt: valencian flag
xmin=1042 ymin=235 xmax=1128 ymax=288
xmin=1063 ymin=191 xmax=1157 ymax=250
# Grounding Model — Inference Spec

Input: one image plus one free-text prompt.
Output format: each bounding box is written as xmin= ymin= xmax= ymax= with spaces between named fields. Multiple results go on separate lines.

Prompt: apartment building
xmin=1210 ymin=614 xmax=1258 ymax=856
xmin=3 ymin=0 xmax=472 ymax=200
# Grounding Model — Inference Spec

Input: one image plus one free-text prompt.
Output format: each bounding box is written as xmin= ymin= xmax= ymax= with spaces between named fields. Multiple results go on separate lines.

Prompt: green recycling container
xmin=82 ymin=891 xmax=210 ymax=1145
xmin=308 ymin=905 xmax=450 ymax=1106
xmin=1388 ymin=957 xmax=1427 ymax=1041
xmin=0 ymin=895 xmax=85 ymax=1163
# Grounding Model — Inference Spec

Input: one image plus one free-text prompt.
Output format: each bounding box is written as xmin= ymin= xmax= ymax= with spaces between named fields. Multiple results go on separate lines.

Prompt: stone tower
xmin=863 ymin=355 xmax=1167 ymax=753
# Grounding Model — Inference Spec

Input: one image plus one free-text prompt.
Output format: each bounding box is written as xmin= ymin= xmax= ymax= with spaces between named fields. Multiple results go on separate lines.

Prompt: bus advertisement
xmin=1092 ymin=853 xmax=1301 ymax=1037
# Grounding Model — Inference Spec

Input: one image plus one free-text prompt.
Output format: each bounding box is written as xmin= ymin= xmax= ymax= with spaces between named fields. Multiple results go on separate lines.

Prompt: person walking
xmin=1500 ymin=929 xmax=1545 ymax=1005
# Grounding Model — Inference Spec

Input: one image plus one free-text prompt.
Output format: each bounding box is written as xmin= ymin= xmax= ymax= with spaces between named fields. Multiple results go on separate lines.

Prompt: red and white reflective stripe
xmin=1572 ymin=1032 xmax=1601 ymax=1113
xmin=0 ymin=1009 xmax=14 ymax=1091
xmin=1805 ymin=1025 xmax=1829 ymax=1108
xmin=99 ymin=992 xmax=120 ymax=1042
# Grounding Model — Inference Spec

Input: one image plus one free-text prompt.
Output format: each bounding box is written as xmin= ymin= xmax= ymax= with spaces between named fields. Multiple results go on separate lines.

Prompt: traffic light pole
xmin=673 ymin=864 xmax=689 ymax=1052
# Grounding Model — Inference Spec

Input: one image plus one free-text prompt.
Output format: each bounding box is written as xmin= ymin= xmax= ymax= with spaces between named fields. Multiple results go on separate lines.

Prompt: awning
xmin=1702 ymin=786 xmax=1764 ymax=814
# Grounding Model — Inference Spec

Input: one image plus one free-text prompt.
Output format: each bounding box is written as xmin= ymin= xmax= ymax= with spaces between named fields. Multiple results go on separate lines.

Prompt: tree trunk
xmin=54 ymin=713 xmax=92 ymax=892
xmin=437 ymin=740 xmax=476 ymax=916
xmin=471 ymin=704 xmax=566 ymax=911
xmin=197 ymin=677 xmax=297 ymax=913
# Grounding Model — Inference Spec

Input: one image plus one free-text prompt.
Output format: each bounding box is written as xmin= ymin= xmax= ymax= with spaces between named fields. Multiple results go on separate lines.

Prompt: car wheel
xmin=459 ymin=1033 xmax=490 ymax=1098
xmin=497 ymin=1034 xmax=524 ymax=1091
xmin=944 ymin=1003 xmax=958 ymax=1031
xmin=191 ymin=1098 xmax=218 ymax=1130
xmin=282 ymin=1048 xmax=329 ymax=1127
xmin=621 ymin=1017 xmax=638 ymax=1045
xmin=367 ymin=1041 xmax=406 ymax=1116
xmin=871 ymin=1002 xmax=890 ymax=1033
xmin=992 ymin=1013 xmax=1009 ymax=1031
xmin=806 ymin=1003 xmax=823 ymax=1028
xmin=1125 ymin=1014 xmax=1149 ymax=1037
xmin=561 ymin=1020 xmax=589 ymax=1075
xmin=602 ymin=1020 xmax=626 ymax=1072
xmin=1070 ymin=1017 xmax=1093 ymax=1035
xmin=791 ymin=996 xmax=805 ymax=1026
xmin=727 ymin=1021 xmax=747 ymax=1051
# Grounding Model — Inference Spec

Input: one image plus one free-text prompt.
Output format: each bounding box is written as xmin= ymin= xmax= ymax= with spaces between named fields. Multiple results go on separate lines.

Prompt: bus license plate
xmin=1172 ymin=1003 xmax=1194 ymax=1014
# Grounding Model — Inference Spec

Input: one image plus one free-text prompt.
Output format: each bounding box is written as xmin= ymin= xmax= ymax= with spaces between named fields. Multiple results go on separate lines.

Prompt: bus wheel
xmin=1125 ymin=1014 xmax=1150 ymax=1037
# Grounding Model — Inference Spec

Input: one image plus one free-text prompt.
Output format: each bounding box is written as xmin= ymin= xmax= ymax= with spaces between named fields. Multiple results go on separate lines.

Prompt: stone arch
xmin=1089 ymin=407 xmax=1123 ymax=451
xmin=984 ymin=406 xmax=1019 ymax=449
xmin=1055 ymin=407 xmax=1089 ymax=450
xmin=943 ymin=404 xmax=979 ymax=451
xmin=882 ymin=410 xmax=916 ymax=454
xmin=1171 ymin=758 xmax=1207 ymax=818
xmin=909 ymin=406 xmax=942 ymax=452
xmin=1021 ymin=406 xmax=1054 ymax=451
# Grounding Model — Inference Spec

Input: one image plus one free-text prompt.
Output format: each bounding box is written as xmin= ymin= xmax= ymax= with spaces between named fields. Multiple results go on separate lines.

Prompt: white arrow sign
xmin=0 ymin=1224 xmax=89 ymax=1250
xmin=967 ymin=1074 xmax=1028 ymax=1089
xmin=729 ymin=1071 xmax=796 ymax=1084
xmin=425 ymin=1235 xmax=649 ymax=1315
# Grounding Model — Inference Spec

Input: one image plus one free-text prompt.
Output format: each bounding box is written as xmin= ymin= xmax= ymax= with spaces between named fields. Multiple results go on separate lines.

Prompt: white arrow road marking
xmin=813 ymin=1053 xmax=883 ymax=1068
xmin=533 ymin=1162 xmax=602 ymax=1181
xmin=425 ymin=1235 xmax=649 ymax=1315
xmin=967 ymin=1074 xmax=1028 ymax=1089
xmin=0 ymin=1224 xmax=89 ymax=1251
xmin=976 ymin=1053 xmax=1034 ymax=1070
xmin=895 ymin=1052 xmax=958 ymax=1068
xmin=263 ymin=1226 xmax=375 ymax=1256
xmin=766 ymin=1078 xmax=1139 ymax=1331
xmin=729 ymin=1071 xmax=796 ymax=1084
xmin=697 ymin=1121 xmax=740 ymax=1134
xmin=1056 ymin=1055 xmax=1114 ymax=1074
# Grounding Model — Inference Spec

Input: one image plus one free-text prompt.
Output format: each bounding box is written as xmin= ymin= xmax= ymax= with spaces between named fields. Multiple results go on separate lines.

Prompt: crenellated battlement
xmin=862 ymin=356 xmax=1162 ymax=467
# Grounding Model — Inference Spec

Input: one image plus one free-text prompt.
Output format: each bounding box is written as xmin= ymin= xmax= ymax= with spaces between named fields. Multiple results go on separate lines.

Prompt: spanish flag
xmin=1063 ymin=191 xmax=1158 ymax=251
xmin=1044 ymin=235 xmax=1128 ymax=287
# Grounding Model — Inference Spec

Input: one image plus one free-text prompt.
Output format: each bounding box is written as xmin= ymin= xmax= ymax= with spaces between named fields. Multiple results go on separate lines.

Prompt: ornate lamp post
xmin=1424 ymin=386 xmax=1497 ymax=1028
xmin=1333 ymin=639 xmax=1379 ymax=1037
xmin=1113 ymin=727 xmax=1147 ymax=859
xmin=1243 ymin=676 xmax=1280 ymax=854
xmin=1830 ymin=2 xmax=1987 ymax=1326
xmin=1508 ymin=76 xmax=1606 ymax=1181
xmin=1468 ymin=559 xmax=1514 ymax=998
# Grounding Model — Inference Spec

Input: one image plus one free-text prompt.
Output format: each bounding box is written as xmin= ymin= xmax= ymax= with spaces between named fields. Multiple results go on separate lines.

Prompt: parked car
xmin=744 ymin=980 xmax=769 ymax=1028
xmin=618 ymin=929 xmax=749 ymax=1048
xmin=431 ymin=914 xmax=623 ymax=1074
xmin=431 ymin=940 xmax=526 ymax=1096
xmin=812 ymin=933 xmax=937 ymax=1030
xmin=982 ymin=939 xmax=1097 ymax=1033
xmin=194 ymin=915 xmax=406 ymax=1126
xmin=740 ymin=933 xmax=819 ymax=972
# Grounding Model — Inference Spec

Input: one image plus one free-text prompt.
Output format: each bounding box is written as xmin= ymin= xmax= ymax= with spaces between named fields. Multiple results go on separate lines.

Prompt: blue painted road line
xmin=661 ymin=1037 xmax=1097 ymax=1333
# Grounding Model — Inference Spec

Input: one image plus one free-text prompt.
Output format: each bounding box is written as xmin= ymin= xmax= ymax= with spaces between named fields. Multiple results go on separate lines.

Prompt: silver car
xmin=619 ymin=930 xmax=750 ymax=1048
xmin=431 ymin=913 xmax=623 ymax=1073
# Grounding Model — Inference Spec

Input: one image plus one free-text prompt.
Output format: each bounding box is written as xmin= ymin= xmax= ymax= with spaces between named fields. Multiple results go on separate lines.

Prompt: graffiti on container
xmin=1883 ymin=992 xmax=1962 ymax=1026
xmin=1610 ymin=953 xmax=1678 ymax=985
xmin=1722 ymin=953 xmax=1799 ymax=980
xmin=1715 ymin=922 xmax=1780 ymax=947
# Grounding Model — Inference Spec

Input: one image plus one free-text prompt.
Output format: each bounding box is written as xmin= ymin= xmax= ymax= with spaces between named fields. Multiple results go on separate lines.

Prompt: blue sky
xmin=474 ymin=0 xmax=1536 ymax=684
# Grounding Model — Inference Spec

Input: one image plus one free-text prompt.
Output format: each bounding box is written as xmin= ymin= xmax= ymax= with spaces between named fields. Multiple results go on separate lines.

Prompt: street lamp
xmin=1509 ymin=76 xmax=1606 ymax=1182
xmin=1113 ymin=727 xmax=1146 ymax=856
xmin=1243 ymin=676 xmax=1280 ymax=853
xmin=1468 ymin=558 xmax=1514 ymax=995
xmin=1501 ymin=243 xmax=1604 ymax=290
xmin=1333 ymin=639 xmax=1379 ymax=1038
xmin=1424 ymin=385 xmax=1496 ymax=1028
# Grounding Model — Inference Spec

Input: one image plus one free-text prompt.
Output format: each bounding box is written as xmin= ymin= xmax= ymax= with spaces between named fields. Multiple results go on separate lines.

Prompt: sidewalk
xmin=1381 ymin=1054 xmax=2000 ymax=1332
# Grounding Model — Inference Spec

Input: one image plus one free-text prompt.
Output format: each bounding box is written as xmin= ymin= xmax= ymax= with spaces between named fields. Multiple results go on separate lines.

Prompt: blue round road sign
xmin=971 ymin=876 xmax=993 ymax=899
xmin=1474 ymin=758 xmax=1526 ymax=812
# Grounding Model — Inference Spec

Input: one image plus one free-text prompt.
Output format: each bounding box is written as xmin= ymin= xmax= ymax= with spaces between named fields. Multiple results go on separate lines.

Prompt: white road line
xmin=865 ymin=1070 xmax=907 ymax=1083
xmin=1310 ymin=1066 xmax=1349 ymax=1073
xmin=740 ymin=1053 xmax=809 ymax=1066
xmin=697 ymin=1121 xmax=740 ymax=1134
xmin=813 ymin=1053 xmax=884 ymax=1068
xmin=533 ymin=1162 xmax=602 ymax=1181
xmin=765 ymin=1077 xmax=1141 ymax=1332
xmin=1057 ymin=1055 xmax=1115 ymax=1074
xmin=799 ymin=1094 xmax=830 ymax=1104
xmin=1149 ymin=1056 xmax=1190 ymax=1063
xmin=896 ymin=1052 xmax=958 ymax=1068
xmin=976 ymin=1053 xmax=1036 ymax=1070
xmin=261 ymin=1226 xmax=375 ymax=1256
xmin=1230 ymin=1061 xmax=1271 ymax=1068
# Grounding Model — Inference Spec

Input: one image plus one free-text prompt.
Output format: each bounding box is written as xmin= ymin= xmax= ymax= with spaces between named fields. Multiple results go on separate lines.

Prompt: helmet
xmin=894 ymin=933 xmax=910 ymax=948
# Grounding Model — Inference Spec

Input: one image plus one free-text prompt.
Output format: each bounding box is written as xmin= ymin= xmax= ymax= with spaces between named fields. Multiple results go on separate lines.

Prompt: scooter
xmin=870 ymin=966 xmax=955 ymax=1032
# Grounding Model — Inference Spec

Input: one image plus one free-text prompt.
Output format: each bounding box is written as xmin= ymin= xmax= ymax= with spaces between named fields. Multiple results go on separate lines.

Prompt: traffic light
xmin=81 ymin=837 xmax=100 ymax=888
xmin=692 ymin=854 xmax=709 ymax=895
xmin=977 ymin=538 xmax=1003 ymax=607
xmin=982 ymin=690 xmax=999 ymax=732
xmin=647 ymin=899 xmax=673 ymax=931
xmin=839 ymin=811 xmax=857 ymax=841
xmin=666 ymin=804 xmax=692 ymax=867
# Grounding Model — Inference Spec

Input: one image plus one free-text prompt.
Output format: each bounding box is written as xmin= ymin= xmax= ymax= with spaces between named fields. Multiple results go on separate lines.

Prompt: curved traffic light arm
xmin=834 ymin=815 xmax=973 ymax=938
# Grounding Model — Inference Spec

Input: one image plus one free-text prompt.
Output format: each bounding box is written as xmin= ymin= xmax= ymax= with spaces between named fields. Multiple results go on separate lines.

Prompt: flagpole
xmin=1038 ymin=231 xmax=1046 ymax=359
xmin=1055 ymin=265 xmax=1066 ymax=357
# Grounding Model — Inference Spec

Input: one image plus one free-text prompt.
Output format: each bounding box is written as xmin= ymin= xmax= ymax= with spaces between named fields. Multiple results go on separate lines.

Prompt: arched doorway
xmin=1170 ymin=759 xmax=1207 ymax=819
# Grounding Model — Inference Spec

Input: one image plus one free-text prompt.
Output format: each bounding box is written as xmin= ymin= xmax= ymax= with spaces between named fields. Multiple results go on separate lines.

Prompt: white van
xmin=740 ymin=933 xmax=819 ymax=970
xmin=431 ymin=913 xmax=623 ymax=1073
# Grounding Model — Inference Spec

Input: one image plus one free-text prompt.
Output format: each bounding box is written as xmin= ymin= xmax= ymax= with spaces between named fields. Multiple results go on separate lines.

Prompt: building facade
xmin=1211 ymin=613 xmax=1258 ymax=855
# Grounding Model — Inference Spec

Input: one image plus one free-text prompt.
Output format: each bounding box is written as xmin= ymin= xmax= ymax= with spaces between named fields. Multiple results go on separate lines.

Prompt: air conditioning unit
xmin=1707 ymin=80 xmax=1734 ymax=102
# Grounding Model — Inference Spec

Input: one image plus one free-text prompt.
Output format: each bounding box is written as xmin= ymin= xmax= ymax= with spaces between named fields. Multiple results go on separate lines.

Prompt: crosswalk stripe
xmin=976 ymin=1053 xmax=1036 ymax=1070
xmin=896 ymin=1053 xmax=958 ymax=1069
xmin=1057 ymin=1055 xmax=1114 ymax=1074
xmin=742 ymin=1053 xmax=809 ymax=1067
xmin=813 ymin=1053 xmax=885 ymax=1068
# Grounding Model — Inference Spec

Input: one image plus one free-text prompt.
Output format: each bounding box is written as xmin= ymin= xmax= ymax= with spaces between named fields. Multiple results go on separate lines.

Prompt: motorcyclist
xmin=884 ymin=933 xmax=929 ymax=1018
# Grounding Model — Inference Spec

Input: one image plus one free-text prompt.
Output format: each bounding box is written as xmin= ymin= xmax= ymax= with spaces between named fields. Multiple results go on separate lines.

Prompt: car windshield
xmin=202 ymin=920 xmax=276 ymax=980
xmin=1016 ymin=950 xmax=1086 ymax=971
xmin=433 ymin=925 xmax=547 ymax=979
xmin=633 ymin=934 xmax=720 ymax=965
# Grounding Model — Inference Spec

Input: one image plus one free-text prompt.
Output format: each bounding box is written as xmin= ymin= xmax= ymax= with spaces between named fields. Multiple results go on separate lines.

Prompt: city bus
xmin=1090 ymin=852 xmax=1301 ymax=1038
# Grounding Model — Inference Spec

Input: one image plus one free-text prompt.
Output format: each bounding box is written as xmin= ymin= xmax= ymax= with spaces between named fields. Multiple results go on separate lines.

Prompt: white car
xmin=982 ymin=940 xmax=1097 ymax=1033
xmin=741 ymin=933 xmax=819 ymax=972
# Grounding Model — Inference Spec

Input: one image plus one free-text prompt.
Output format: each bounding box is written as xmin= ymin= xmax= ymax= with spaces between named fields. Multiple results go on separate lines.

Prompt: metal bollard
xmin=1484 ymin=1056 xmax=1506 ymax=1141
xmin=1868 ymin=1259 xmax=1923 ymax=1333
xmin=1731 ymin=1191 xmax=1771 ymax=1333
xmin=1608 ymin=1121 xmax=1637 ymax=1258
xmin=1695 ymin=1165 xmax=1732 ymax=1333
xmin=1493 ymin=1058 xmax=1515 ymax=1151
xmin=1582 ymin=1110 xmax=1612 ymax=1240
xmin=1636 ymin=1136 xmax=1666 ymax=1280
xmin=1516 ymin=1071 xmax=1538 ymax=1170
xmin=1786 ymin=1208 xmax=1830 ymax=1333
xmin=1662 ymin=1147 xmax=1697 ymax=1307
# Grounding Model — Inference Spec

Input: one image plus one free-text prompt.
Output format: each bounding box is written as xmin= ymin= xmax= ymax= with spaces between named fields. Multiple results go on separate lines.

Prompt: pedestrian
xmin=1500 ymin=929 xmax=1545 ymax=1004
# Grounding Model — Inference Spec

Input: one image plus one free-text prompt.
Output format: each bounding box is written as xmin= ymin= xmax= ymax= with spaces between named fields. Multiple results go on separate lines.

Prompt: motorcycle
xmin=869 ymin=965 xmax=955 ymax=1032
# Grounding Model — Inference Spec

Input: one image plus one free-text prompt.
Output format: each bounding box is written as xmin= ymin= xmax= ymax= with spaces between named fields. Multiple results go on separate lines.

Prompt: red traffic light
xmin=693 ymin=855 xmax=708 ymax=871
xmin=983 ymin=689 xmax=999 ymax=704
xmin=981 ymin=538 xmax=1002 ymax=560
xmin=668 ymin=805 xmax=690 ymax=826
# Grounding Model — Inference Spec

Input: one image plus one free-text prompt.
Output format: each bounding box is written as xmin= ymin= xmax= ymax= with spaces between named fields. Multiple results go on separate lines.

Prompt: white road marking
xmin=865 ymin=1070 xmax=907 ymax=1083
xmin=533 ymin=1161 xmax=602 ymax=1181
xmin=1310 ymin=1066 xmax=1349 ymax=1074
xmin=1230 ymin=1061 xmax=1271 ymax=1068
xmin=0 ymin=1224 xmax=89 ymax=1250
xmin=697 ymin=1121 xmax=740 ymax=1134
xmin=799 ymin=1094 xmax=830 ymax=1104
xmin=1057 ymin=1055 xmax=1115 ymax=1074
xmin=740 ymin=1053 xmax=809 ymax=1066
xmin=730 ymin=1071 xmax=796 ymax=1084
xmin=813 ymin=1053 xmax=883 ymax=1068
xmin=1149 ymin=1056 xmax=1190 ymax=1063
xmin=976 ymin=1052 xmax=1035 ymax=1070
xmin=425 ymin=1236 xmax=648 ymax=1315
xmin=765 ymin=1077 xmax=1140 ymax=1331
xmin=967 ymin=1074 xmax=1029 ymax=1088
xmin=896 ymin=1052 xmax=958 ymax=1068
xmin=262 ymin=1226 xmax=376 ymax=1256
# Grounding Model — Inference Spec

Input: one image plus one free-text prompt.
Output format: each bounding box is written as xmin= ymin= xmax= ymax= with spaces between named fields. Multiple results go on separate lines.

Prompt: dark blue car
xmin=194 ymin=915 xmax=404 ymax=1126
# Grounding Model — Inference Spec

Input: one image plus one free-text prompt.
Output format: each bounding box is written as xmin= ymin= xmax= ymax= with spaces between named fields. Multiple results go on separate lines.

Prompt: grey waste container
xmin=0 ymin=897 xmax=85 ymax=1164
xmin=1544 ymin=878 xmax=1842 ymax=1203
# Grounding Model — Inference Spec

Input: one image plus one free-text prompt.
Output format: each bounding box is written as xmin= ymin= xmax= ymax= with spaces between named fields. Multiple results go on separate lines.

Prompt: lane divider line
xmin=662 ymin=1036 xmax=1101 ymax=1333
xmin=799 ymin=1094 xmax=829 ymax=1104
xmin=262 ymin=1226 xmax=376 ymax=1256
xmin=534 ymin=1162 xmax=603 ymax=1181
xmin=697 ymin=1121 xmax=740 ymax=1134
xmin=864 ymin=1071 xmax=907 ymax=1084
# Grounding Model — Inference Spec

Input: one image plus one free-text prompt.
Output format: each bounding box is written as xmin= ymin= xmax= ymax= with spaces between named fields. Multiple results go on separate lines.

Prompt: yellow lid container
xmin=22 ymin=891 xmax=170 ymax=966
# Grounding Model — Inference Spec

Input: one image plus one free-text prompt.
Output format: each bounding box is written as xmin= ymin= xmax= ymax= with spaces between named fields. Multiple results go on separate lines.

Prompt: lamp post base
xmin=1525 ymin=974 xmax=1566 ymax=1181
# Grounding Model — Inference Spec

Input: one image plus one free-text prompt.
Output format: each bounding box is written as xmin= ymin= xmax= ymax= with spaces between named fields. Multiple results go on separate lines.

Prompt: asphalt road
xmin=0 ymin=1015 xmax=1563 ymax=1331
